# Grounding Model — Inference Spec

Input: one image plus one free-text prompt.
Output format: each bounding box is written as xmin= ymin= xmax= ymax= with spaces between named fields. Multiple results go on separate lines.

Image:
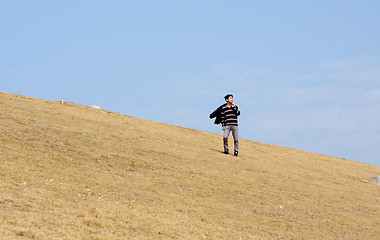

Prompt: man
xmin=209 ymin=94 xmax=240 ymax=156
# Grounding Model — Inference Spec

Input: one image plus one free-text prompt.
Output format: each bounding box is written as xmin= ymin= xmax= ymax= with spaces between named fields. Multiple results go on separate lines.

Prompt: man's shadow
xmin=210 ymin=148 xmax=225 ymax=154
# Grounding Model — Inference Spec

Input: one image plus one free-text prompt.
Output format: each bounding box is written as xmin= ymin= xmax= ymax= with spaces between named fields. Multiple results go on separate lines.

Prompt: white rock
xmin=369 ymin=176 xmax=380 ymax=185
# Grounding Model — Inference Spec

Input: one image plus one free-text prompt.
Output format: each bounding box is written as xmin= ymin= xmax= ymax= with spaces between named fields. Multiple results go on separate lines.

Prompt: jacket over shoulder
xmin=209 ymin=103 xmax=227 ymax=125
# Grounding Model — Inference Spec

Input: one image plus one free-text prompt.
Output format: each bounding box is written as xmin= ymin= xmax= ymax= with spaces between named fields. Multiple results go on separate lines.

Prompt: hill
xmin=0 ymin=91 xmax=379 ymax=239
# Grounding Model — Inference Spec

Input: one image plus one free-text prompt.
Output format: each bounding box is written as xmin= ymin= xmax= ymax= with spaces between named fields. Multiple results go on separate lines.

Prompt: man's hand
xmin=222 ymin=126 xmax=225 ymax=131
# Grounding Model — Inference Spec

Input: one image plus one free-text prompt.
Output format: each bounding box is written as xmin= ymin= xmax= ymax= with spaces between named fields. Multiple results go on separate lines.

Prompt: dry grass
xmin=0 ymin=91 xmax=379 ymax=239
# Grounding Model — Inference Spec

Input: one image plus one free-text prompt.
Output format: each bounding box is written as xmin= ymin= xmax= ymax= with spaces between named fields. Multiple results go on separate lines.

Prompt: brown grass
xmin=0 ymin=91 xmax=379 ymax=239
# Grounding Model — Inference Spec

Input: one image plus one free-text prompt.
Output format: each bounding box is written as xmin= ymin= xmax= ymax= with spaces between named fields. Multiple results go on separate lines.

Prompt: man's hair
xmin=224 ymin=94 xmax=233 ymax=100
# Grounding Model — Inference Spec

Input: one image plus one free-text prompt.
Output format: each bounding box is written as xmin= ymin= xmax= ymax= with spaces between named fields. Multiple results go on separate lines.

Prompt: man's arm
xmin=235 ymin=105 xmax=240 ymax=116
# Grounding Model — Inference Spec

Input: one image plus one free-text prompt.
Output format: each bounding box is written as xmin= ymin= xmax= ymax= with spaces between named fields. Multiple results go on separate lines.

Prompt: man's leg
xmin=223 ymin=126 xmax=231 ymax=153
xmin=231 ymin=126 xmax=239 ymax=155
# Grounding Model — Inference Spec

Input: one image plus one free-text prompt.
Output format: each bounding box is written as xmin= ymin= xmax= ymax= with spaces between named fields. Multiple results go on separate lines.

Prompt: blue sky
xmin=1 ymin=1 xmax=380 ymax=166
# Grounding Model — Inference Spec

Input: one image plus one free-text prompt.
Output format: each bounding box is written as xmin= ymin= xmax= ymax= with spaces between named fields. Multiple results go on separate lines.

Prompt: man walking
xmin=209 ymin=94 xmax=240 ymax=156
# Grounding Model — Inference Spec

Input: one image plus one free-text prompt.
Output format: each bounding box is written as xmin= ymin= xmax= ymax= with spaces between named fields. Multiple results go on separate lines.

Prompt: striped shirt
xmin=220 ymin=105 xmax=240 ymax=126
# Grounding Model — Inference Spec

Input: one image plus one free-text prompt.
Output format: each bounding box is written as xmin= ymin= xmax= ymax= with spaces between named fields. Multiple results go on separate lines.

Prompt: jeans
xmin=223 ymin=125 xmax=239 ymax=152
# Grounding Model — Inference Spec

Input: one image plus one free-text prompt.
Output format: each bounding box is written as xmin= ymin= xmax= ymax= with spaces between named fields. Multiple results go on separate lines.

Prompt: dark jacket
xmin=209 ymin=103 xmax=227 ymax=125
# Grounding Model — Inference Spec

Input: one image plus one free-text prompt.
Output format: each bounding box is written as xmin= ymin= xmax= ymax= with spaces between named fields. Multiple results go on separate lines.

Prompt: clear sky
xmin=2 ymin=1 xmax=380 ymax=166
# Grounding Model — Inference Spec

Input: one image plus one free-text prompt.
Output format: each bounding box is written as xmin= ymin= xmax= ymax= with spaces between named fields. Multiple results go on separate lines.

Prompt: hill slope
xmin=0 ymin=91 xmax=379 ymax=239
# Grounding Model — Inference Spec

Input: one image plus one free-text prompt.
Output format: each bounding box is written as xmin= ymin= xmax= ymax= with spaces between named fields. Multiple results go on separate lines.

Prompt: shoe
xmin=224 ymin=150 xmax=229 ymax=154
xmin=234 ymin=151 xmax=238 ymax=156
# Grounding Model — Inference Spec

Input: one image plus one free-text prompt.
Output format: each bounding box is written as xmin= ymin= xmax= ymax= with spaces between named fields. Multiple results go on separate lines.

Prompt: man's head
xmin=224 ymin=94 xmax=233 ymax=103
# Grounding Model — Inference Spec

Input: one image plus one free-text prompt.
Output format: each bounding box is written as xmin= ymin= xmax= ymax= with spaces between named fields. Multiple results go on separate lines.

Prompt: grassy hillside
xmin=0 ymin=91 xmax=379 ymax=240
